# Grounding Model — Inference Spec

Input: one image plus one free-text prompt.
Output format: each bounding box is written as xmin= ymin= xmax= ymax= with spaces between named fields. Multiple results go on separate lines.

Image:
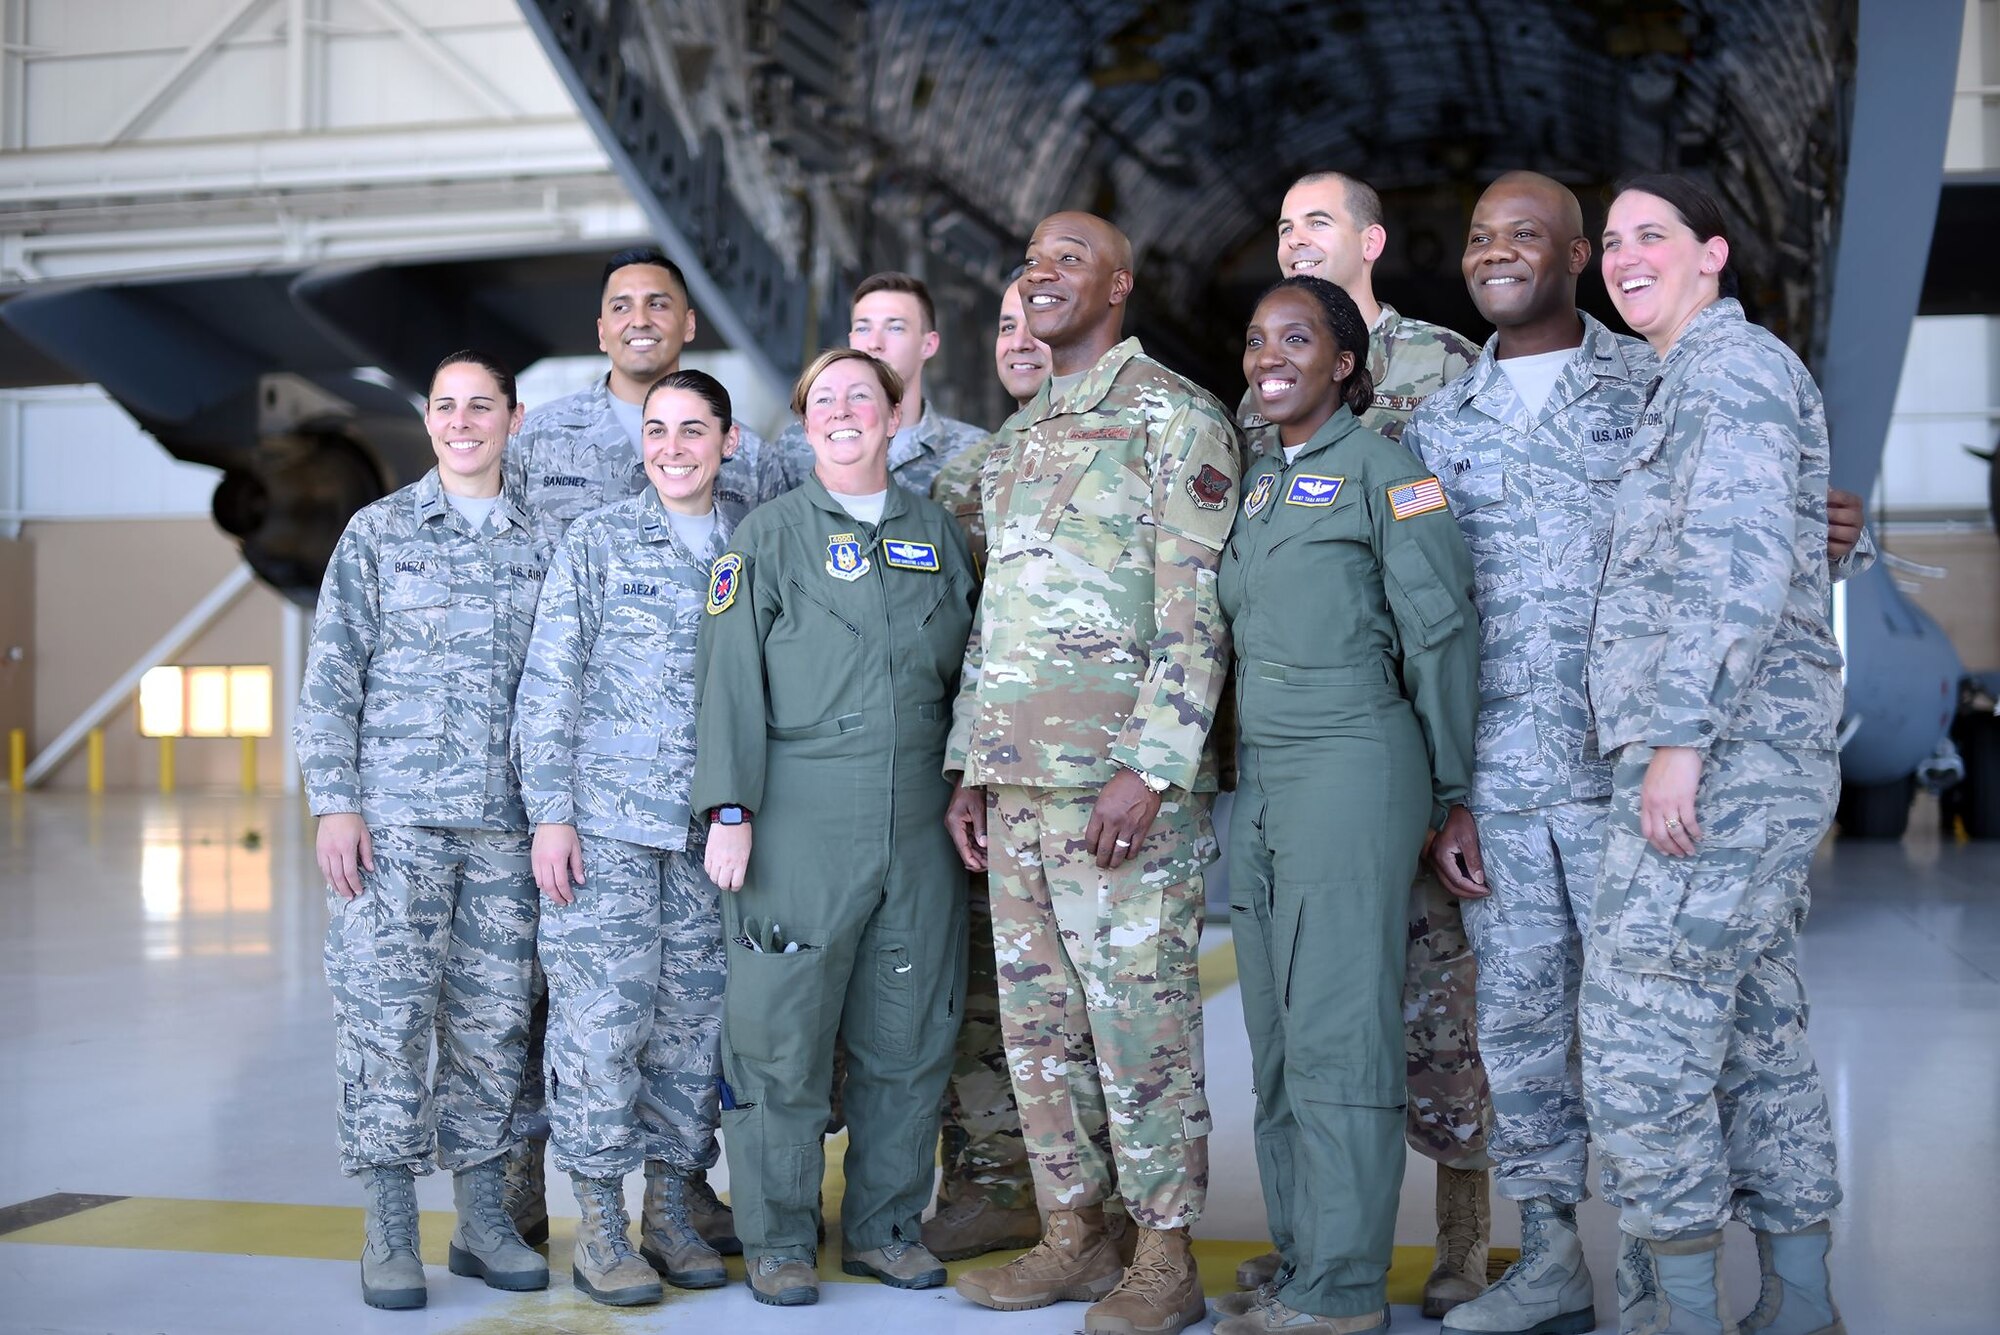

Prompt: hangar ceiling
xmin=524 ymin=0 xmax=1857 ymax=408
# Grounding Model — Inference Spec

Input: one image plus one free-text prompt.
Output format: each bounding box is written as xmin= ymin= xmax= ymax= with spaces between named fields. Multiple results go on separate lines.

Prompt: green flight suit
xmin=1216 ymin=407 xmax=1478 ymax=1319
xmin=690 ymin=476 xmax=977 ymax=1260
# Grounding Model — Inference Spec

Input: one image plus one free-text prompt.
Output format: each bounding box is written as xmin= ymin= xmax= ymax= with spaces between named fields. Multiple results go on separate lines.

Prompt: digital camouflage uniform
xmin=1221 ymin=407 xmax=1479 ymax=1318
xmin=1243 ymin=303 xmax=1491 ymax=1168
xmin=948 ymin=337 xmax=1239 ymax=1230
xmin=766 ymin=398 xmax=988 ymax=499
xmin=1583 ymin=298 xmax=1845 ymax=1241
xmin=929 ymin=433 xmax=1034 ymax=1213
xmin=298 ymin=468 xmax=549 ymax=1175
xmin=504 ymin=374 xmax=769 ymax=1150
xmin=1403 ymin=313 xmax=1655 ymax=1204
xmin=512 ymin=488 xmax=739 ymax=1180
xmin=691 ymin=478 xmax=978 ymax=1260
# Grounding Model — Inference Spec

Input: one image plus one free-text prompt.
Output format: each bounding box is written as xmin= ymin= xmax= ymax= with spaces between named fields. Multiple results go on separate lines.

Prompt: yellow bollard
xmin=240 ymin=736 xmax=257 ymax=794
xmin=87 ymin=729 xmax=104 ymax=795
xmin=7 ymin=729 xmax=23 ymax=793
xmin=158 ymin=735 xmax=175 ymax=795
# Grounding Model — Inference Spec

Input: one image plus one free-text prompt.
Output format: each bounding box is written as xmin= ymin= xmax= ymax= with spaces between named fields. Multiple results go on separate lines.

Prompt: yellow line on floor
xmin=2 ymin=1183 xmax=1508 ymax=1313
xmin=1199 ymin=934 xmax=1240 ymax=995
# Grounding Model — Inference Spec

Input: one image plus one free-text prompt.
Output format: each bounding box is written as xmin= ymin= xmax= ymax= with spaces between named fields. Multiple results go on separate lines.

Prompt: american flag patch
xmin=1387 ymin=476 xmax=1448 ymax=520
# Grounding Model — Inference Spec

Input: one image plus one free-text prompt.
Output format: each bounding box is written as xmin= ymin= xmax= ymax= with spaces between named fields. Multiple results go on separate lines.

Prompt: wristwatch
xmin=1118 ymin=763 xmax=1170 ymax=795
xmin=708 ymin=805 xmax=751 ymax=826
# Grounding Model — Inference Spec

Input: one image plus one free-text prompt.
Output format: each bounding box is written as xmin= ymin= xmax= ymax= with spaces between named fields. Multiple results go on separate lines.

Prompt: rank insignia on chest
xmin=1284 ymin=474 xmax=1344 ymax=507
xmin=1387 ymin=476 xmax=1450 ymax=520
xmin=882 ymin=539 xmax=940 ymax=572
xmin=1185 ymin=462 xmax=1233 ymax=511
xmin=826 ymin=533 xmax=870 ymax=582
xmin=1243 ymin=473 xmax=1276 ymax=518
xmin=706 ymin=553 xmax=743 ymax=614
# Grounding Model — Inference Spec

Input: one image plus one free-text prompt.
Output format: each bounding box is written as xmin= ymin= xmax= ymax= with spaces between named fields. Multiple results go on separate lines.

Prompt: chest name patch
xmin=706 ymin=553 xmax=742 ymax=615
xmin=1284 ymin=474 xmax=1344 ymax=507
xmin=1387 ymin=477 xmax=1450 ymax=521
xmin=882 ymin=539 xmax=940 ymax=572
xmin=539 ymin=474 xmax=590 ymax=489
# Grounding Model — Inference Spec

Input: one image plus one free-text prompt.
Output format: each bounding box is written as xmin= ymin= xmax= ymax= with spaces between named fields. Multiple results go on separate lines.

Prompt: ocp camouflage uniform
xmin=298 ymin=468 xmax=548 ymax=1175
xmin=510 ymin=376 xmax=775 ymax=536
xmin=1404 ymin=312 xmax=1655 ymax=1203
xmin=766 ymin=398 xmax=988 ymax=499
xmin=927 ymin=434 xmax=1034 ymax=1212
xmin=947 ymin=337 xmax=1238 ymax=1229
xmin=1582 ymin=297 xmax=1844 ymax=1240
xmin=512 ymin=488 xmax=736 ymax=1180
xmin=1243 ymin=304 xmax=1491 ymax=1169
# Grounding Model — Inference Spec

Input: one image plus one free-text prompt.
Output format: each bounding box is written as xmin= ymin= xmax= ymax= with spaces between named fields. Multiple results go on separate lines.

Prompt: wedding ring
xmin=1114 ymin=839 xmax=1131 ymax=848
xmin=1666 ymin=818 xmax=1682 ymax=830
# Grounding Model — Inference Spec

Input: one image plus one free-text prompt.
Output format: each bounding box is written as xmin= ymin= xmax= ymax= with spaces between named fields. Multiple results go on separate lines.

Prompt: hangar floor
xmin=1 ymin=793 xmax=1994 ymax=1334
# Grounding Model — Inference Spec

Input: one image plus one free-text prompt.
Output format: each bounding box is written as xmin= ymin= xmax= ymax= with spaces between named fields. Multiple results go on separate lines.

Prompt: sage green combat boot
xmin=1641 ymin=1231 xmax=1735 ymax=1335
xmin=639 ymin=1168 xmax=726 ymax=1289
xmin=359 ymin=1165 xmax=426 ymax=1310
xmin=1441 ymin=1197 xmax=1595 ymax=1334
xmin=447 ymin=1161 xmax=548 ymax=1291
xmin=569 ymin=1175 xmax=662 ymax=1306
xmin=1740 ymin=1223 xmax=1845 ymax=1335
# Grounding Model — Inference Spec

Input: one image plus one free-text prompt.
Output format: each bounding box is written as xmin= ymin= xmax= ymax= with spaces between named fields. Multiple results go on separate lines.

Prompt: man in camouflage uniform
xmin=1232 ymin=170 xmax=1493 ymax=1317
xmin=923 ymin=273 xmax=1051 ymax=1262
xmin=502 ymin=247 xmax=742 ymax=1253
xmin=1409 ymin=174 xmax=1869 ymax=1335
xmin=947 ymin=212 xmax=1239 ymax=1335
xmin=768 ymin=271 xmax=988 ymax=498
xmin=512 ymin=402 xmax=743 ymax=1304
xmin=510 ymin=247 xmax=775 ymax=531
xmin=299 ymin=414 xmax=552 ymax=1307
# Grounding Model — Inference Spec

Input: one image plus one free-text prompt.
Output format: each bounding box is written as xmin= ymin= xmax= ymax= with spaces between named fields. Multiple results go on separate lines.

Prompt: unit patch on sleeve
xmin=882 ymin=539 xmax=940 ymax=572
xmin=706 ymin=553 xmax=743 ymax=614
xmin=1185 ymin=463 xmax=1233 ymax=511
xmin=1387 ymin=476 xmax=1450 ymax=520
xmin=1284 ymin=474 xmax=1345 ymax=507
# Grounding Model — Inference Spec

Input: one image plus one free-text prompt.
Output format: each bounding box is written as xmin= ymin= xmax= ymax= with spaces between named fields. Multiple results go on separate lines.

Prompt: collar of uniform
xmin=1577 ymin=310 xmax=1644 ymax=383
xmin=495 ymin=473 xmax=533 ymax=534
xmin=1662 ymin=297 xmax=1745 ymax=368
xmin=1029 ymin=336 xmax=1144 ymax=421
xmin=886 ymin=398 xmax=940 ymax=472
xmin=1276 ymin=404 xmax=1362 ymax=468
xmin=799 ymin=471 xmax=912 ymax=527
xmin=637 ymin=484 xmax=673 ymax=543
xmin=1446 ymin=309 xmax=1636 ymax=418
xmin=412 ymin=468 xmax=451 ymax=524
xmin=1371 ymin=303 xmax=1401 ymax=337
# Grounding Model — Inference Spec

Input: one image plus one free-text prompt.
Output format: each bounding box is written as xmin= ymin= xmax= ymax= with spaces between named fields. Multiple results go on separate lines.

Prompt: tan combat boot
xmin=1424 ymin=1164 xmax=1492 ymax=1318
xmin=923 ymin=1194 xmax=1043 ymax=1261
xmin=639 ymin=1168 xmax=725 ymax=1289
xmin=956 ymin=1205 xmax=1125 ymax=1310
xmin=1236 ymin=1249 xmax=1283 ymax=1291
xmin=1084 ymin=1226 xmax=1206 ymax=1334
xmin=569 ymin=1176 xmax=662 ymax=1306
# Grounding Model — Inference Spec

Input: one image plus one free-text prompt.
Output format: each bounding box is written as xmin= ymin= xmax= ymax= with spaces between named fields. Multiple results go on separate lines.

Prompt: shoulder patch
xmin=706 ymin=553 xmax=743 ymax=614
xmin=1185 ymin=462 xmax=1232 ymax=511
xmin=1387 ymin=477 xmax=1450 ymax=521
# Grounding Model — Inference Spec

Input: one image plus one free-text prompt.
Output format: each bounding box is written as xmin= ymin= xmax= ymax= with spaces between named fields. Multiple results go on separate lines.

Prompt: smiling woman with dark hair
xmin=1212 ymin=276 xmax=1479 ymax=1335
xmin=1585 ymin=172 xmax=1849 ymax=1334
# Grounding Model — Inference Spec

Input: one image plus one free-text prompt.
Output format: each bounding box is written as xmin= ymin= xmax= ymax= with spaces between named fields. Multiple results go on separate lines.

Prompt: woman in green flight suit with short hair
xmin=1213 ymin=276 xmax=1480 ymax=1335
xmin=690 ymin=347 xmax=977 ymax=1308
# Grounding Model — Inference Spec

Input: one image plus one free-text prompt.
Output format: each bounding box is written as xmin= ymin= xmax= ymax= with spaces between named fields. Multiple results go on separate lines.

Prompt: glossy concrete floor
xmin=1 ymin=792 xmax=1995 ymax=1333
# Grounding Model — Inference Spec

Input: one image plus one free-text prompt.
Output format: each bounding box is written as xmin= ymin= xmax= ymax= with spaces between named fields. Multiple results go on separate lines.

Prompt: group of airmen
xmin=297 ymin=162 xmax=1867 ymax=1335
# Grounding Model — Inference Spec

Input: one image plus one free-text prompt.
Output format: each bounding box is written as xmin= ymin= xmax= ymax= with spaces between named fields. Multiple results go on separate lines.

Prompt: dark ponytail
xmin=1259 ymin=275 xmax=1375 ymax=418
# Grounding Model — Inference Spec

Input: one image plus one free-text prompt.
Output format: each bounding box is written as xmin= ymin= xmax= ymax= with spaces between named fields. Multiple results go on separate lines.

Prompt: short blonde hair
xmin=790 ymin=347 xmax=906 ymax=417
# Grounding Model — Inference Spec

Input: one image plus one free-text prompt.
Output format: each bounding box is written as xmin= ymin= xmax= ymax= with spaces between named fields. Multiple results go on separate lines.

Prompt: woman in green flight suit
xmin=690 ymin=347 xmax=977 ymax=1308
xmin=1214 ymin=276 xmax=1480 ymax=1335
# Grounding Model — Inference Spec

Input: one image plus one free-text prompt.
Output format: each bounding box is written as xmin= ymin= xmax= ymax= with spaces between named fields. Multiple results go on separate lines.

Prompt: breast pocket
xmin=1042 ymin=441 xmax=1145 ymax=571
